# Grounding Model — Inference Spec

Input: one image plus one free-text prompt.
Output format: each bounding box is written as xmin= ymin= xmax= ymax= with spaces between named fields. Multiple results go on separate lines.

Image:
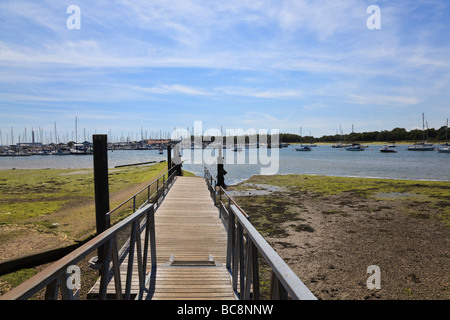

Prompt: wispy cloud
xmin=135 ymin=84 xmax=213 ymax=96
xmin=216 ymin=86 xmax=302 ymax=99
xmin=348 ymin=94 xmax=421 ymax=107
xmin=0 ymin=1 xmax=449 ymax=137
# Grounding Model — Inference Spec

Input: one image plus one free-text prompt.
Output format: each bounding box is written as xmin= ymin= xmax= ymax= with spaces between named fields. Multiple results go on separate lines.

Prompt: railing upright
xmin=203 ymin=166 xmax=316 ymax=300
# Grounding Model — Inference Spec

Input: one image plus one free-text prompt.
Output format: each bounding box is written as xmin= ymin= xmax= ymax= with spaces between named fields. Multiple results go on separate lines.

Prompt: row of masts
xmin=2 ymin=116 xmax=449 ymax=146
xmin=0 ymin=119 xmax=175 ymax=146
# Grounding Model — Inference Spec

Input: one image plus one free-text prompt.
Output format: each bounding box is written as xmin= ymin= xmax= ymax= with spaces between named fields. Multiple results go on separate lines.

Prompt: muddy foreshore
xmin=226 ymin=175 xmax=450 ymax=300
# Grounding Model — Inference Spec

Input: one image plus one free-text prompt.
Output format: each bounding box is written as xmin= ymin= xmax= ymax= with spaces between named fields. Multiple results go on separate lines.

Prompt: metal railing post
xmin=238 ymin=223 xmax=245 ymax=297
xmin=125 ymin=220 xmax=137 ymax=300
xmin=156 ymin=179 xmax=159 ymax=201
xmin=251 ymin=241 xmax=260 ymax=300
xmin=226 ymin=208 xmax=234 ymax=271
xmin=111 ymin=236 xmax=123 ymax=300
xmin=98 ymin=239 xmax=112 ymax=300
xmin=149 ymin=206 xmax=157 ymax=268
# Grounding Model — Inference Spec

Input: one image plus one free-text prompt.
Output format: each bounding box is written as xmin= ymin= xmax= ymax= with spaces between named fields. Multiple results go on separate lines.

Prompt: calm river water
xmin=1 ymin=144 xmax=449 ymax=185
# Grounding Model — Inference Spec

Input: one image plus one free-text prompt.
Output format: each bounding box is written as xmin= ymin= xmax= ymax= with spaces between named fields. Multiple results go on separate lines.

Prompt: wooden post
xmin=217 ymin=143 xmax=227 ymax=188
xmin=174 ymin=144 xmax=183 ymax=176
xmin=167 ymin=145 xmax=172 ymax=172
xmin=93 ymin=134 xmax=110 ymax=262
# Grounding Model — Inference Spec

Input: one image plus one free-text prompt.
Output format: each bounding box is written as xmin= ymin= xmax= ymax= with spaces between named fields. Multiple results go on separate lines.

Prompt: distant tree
xmin=426 ymin=128 xmax=437 ymax=139
xmin=408 ymin=129 xmax=424 ymax=141
xmin=286 ymin=125 xmax=447 ymax=143
xmin=390 ymin=127 xmax=407 ymax=141
xmin=376 ymin=130 xmax=390 ymax=141
xmin=436 ymin=125 xmax=449 ymax=142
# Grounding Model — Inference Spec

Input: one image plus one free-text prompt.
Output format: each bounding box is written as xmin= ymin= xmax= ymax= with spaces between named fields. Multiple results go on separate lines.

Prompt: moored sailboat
xmin=379 ymin=145 xmax=397 ymax=153
xmin=438 ymin=144 xmax=450 ymax=153
xmin=345 ymin=143 xmax=366 ymax=151
xmin=296 ymin=126 xmax=312 ymax=151
xmin=407 ymin=142 xmax=435 ymax=151
xmin=437 ymin=119 xmax=449 ymax=153
xmin=295 ymin=145 xmax=311 ymax=151
xmin=407 ymin=113 xmax=435 ymax=151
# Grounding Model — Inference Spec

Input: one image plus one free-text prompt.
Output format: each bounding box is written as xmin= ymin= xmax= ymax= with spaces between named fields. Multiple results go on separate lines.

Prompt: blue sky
xmin=1 ymin=0 xmax=449 ymax=143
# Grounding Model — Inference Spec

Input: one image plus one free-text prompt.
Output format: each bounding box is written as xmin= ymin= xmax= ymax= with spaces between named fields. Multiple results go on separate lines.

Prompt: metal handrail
xmin=230 ymin=204 xmax=316 ymax=300
xmin=106 ymin=164 xmax=179 ymax=225
xmin=0 ymin=164 xmax=180 ymax=300
xmin=0 ymin=203 xmax=156 ymax=300
xmin=203 ymin=166 xmax=316 ymax=300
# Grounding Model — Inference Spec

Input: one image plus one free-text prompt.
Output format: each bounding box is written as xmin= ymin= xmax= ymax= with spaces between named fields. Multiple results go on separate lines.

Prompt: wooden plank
xmin=147 ymin=265 xmax=235 ymax=300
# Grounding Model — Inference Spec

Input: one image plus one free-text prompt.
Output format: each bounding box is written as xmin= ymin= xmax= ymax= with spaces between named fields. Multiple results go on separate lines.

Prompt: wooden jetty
xmin=88 ymin=176 xmax=235 ymax=300
xmin=147 ymin=176 xmax=234 ymax=300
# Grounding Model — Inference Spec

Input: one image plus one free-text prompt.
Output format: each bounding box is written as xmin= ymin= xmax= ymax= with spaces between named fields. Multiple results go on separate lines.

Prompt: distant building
xmin=143 ymin=139 xmax=171 ymax=145
xmin=16 ymin=142 xmax=43 ymax=148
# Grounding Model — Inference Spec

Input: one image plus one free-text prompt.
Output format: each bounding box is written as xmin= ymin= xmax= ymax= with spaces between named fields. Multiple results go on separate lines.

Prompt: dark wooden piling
xmin=167 ymin=145 xmax=172 ymax=171
xmin=216 ymin=145 xmax=227 ymax=188
xmin=93 ymin=134 xmax=110 ymax=262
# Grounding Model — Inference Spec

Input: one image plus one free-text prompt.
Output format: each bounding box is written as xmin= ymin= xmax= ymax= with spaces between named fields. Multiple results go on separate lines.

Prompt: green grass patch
xmin=0 ymin=162 xmax=168 ymax=227
xmin=1 ymin=268 xmax=37 ymax=287
xmin=0 ymin=200 xmax=67 ymax=224
xmin=244 ymin=174 xmax=450 ymax=199
xmin=233 ymin=174 xmax=450 ymax=229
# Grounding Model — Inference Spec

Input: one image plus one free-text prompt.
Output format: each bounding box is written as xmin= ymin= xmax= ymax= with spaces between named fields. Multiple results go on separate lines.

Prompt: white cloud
xmin=135 ymin=84 xmax=212 ymax=96
xmin=348 ymin=94 xmax=421 ymax=106
xmin=216 ymin=86 xmax=302 ymax=99
xmin=0 ymin=1 xmax=62 ymax=33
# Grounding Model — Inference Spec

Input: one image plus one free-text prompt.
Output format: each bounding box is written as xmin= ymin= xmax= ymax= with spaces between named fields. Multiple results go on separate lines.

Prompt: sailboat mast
xmin=446 ymin=118 xmax=449 ymax=142
xmin=300 ymin=127 xmax=302 ymax=144
xmin=422 ymin=113 xmax=425 ymax=142
xmin=54 ymin=123 xmax=58 ymax=144
xmin=75 ymin=117 xmax=78 ymax=143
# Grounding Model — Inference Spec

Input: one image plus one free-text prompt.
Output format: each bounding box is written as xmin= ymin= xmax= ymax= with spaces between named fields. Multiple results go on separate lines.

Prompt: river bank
xmin=0 ymin=162 xmax=169 ymax=263
xmin=226 ymin=174 xmax=450 ymax=300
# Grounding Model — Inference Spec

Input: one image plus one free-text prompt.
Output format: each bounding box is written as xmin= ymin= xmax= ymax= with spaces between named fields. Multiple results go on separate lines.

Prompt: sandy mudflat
xmin=227 ymin=176 xmax=450 ymax=300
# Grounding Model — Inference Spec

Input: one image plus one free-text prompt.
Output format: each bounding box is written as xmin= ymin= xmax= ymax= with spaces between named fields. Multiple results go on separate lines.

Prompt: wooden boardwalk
xmin=89 ymin=176 xmax=236 ymax=300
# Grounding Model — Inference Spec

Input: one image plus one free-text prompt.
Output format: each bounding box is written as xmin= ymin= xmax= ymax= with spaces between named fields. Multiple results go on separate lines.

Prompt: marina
xmin=193 ymin=143 xmax=450 ymax=185
xmin=1 ymin=143 xmax=449 ymax=185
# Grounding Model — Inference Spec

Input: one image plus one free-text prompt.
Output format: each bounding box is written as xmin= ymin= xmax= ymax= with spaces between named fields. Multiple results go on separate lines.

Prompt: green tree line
xmin=280 ymin=125 xmax=449 ymax=143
